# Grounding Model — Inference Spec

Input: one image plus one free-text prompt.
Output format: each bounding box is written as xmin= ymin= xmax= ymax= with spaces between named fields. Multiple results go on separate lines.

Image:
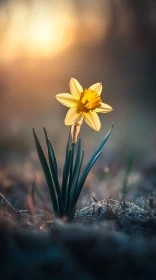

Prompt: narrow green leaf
xmin=72 ymin=138 xmax=81 ymax=181
xmin=75 ymin=150 xmax=85 ymax=187
xmin=89 ymin=124 xmax=114 ymax=166
xmin=68 ymin=205 xmax=76 ymax=220
xmin=33 ymin=128 xmax=59 ymax=215
xmin=43 ymin=128 xmax=63 ymax=215
xmin=63 ymin=148 xmax=72 ymax=211
xmin=68 ymin=149 xmax=84 ymax=215
xmin=65 ymin=143 xmax=75 ymax=213
xmin=72 ymin=150 xmax=102 ymax=210
xmin=72 ymin=124 xmax=114 ymax=208
xmin=43 ymin=127 xmax=58 ymax=175
xmin=61 ymin=131 xmax=71 ymax=207
xmin=48 ymin=139 xmax=63 ymax=215
xmin=68 ymin=138 xmax=82 ymax=206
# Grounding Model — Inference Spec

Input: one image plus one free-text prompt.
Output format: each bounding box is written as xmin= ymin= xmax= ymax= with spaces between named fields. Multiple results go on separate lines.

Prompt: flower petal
xmin=89 ymin=83 xmax=102 ymax=95
xmin=56 ymin=93 xmax=77 ymax=107
xmin=83 ymin=111 xmax=101 ymax=131
xmin=65 ymin=107 xmax=82 ymax=126
xmin=70 ymin=78 xmax=83 ymax=100
xmin=95 ymin=102 xmax=113 ymax=113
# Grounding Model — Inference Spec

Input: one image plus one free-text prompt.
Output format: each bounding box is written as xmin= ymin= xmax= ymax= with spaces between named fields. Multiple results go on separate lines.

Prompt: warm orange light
xmin=0 ymin=1 xmax=108 ymax=62
xmin=0 ymin=2 xmax=76 ymax=61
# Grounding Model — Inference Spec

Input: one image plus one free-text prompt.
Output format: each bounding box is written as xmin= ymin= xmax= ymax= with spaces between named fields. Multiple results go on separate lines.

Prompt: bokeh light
xmin=0 ymin=1 xmax=77 ymax=61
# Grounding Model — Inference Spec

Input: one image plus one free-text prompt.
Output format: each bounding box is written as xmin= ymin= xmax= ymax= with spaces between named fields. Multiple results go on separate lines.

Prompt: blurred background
xmin=0 ymin=0 xmax=156 ymax=208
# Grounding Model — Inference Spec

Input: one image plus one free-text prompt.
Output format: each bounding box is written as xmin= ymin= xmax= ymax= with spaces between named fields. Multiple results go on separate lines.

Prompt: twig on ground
xmin=0 ymin=193 xmax=23 ymax=217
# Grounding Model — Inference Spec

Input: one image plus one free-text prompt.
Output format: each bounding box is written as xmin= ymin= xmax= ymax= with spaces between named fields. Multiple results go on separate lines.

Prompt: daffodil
xmin=33 ymin=78 xmax=114 ymax=218
xmin=56 ymin=78 xmax=113 ymax=130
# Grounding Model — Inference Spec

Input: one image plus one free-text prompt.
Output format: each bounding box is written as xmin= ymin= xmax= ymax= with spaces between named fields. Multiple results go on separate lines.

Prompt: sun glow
xmin=0 ymin=2 xmax=75 ymax=61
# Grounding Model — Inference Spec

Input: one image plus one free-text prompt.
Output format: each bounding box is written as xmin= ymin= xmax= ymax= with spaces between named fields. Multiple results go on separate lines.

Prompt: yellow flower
xmin=56 ymin=78 xmax=113 ymax=131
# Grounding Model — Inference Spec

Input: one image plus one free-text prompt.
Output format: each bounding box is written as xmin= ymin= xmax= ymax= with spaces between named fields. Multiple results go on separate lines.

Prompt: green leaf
xmin=61 ymin=131 xmax=71 ymax=208
xmin=71 ymin=124 xmax=114 ymax=210
xmin=89 ymin=124 xmax=114 ymax=166
xmin=68 ymin=138 xmax=82 ymax=207
xmin=68 ymin=149 xmax=84 ymax=215
xmin=72 ymin=150 xmax=102 ymax=209
xmin=72 ymin=138 xmax=82 ymax=182
xmin=65 ymin=143 xmax=75 ymax=213
xmin=33 ymin=129 xmax=59 ymax=215
xmin=43 ymin=128 xmax=63 ymax=215
xmin=43 ymin=127 xmax=58 ymax=175
xmin=64 ymin=148 xmax=72 ymax=211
